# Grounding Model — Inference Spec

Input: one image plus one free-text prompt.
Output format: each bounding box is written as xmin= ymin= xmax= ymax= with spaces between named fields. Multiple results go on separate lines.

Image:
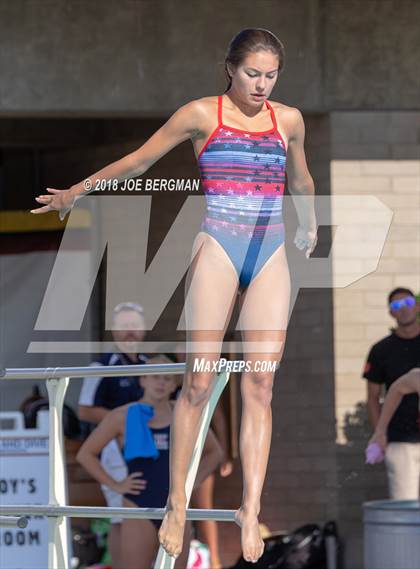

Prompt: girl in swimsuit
xmin=76 ymin=355 xmax=223 ymax=569
xmin=31 ymin=28 xmax=317 ymax=563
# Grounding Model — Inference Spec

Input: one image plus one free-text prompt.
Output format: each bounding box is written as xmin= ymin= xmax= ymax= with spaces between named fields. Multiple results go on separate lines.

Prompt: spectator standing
xmin=363 ymin=287 xmax=420 ymax=499
xmin=77 ymin=355 xmax=223 ymax=569
xmin=78 ymin=302 xmax=148 ymax=567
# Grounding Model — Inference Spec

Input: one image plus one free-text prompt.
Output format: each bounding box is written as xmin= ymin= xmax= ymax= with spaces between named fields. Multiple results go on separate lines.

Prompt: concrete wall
xmin=0 ymin=0 xmax=419 ymax=114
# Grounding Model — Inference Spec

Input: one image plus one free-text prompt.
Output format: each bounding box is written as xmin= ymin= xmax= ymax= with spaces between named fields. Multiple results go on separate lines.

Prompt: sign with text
xmin=0 ymin=411 xmax=49 ymax=569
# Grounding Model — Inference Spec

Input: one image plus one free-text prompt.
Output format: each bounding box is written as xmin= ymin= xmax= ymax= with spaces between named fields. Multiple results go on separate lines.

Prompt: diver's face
xmin=229 ymin=50 xmax=279 ymax=104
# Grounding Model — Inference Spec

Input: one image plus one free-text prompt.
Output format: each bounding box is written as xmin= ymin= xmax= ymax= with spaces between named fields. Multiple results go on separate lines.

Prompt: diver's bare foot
xmin=158 ymin=501 xmax=186 ymax=558
xmin=234 ymin=507 xmax=265 ymax=563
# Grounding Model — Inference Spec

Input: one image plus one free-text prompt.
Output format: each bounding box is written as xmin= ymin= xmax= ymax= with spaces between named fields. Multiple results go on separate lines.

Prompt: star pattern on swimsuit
xmin=198 ymin=99 xmax=286 ymax=251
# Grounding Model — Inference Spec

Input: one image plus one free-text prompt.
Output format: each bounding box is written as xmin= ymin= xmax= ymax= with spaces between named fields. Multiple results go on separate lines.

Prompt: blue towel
xmin=123 ymin=403 xmax=160 ymax=461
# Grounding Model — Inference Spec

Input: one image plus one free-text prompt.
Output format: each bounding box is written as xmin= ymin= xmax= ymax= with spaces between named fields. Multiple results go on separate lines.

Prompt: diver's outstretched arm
xmin=30 ymin=99 xmax=204 ymax=218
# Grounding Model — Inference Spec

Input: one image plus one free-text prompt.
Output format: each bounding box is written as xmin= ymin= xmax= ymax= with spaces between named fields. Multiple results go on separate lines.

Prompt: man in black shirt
xmin=363 ymin=287 xmax=420 ymax=499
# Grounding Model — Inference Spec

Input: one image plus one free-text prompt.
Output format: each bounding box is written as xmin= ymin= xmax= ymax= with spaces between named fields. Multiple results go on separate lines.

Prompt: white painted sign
xmin=0 ymin=411 xmax=49 ymax=569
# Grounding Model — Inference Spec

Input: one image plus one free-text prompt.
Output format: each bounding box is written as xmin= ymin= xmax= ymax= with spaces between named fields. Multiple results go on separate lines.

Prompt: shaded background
xmin=0 ymin=1 xmax=419 ymax=567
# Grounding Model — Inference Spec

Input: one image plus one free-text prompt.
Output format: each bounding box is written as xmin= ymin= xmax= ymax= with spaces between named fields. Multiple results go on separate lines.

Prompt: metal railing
xmin=0 ymin=363 xmax=233 ymax=569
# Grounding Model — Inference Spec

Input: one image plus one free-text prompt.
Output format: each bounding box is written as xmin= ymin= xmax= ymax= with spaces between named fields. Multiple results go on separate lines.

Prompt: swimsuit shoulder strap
xmin=217 ymin=94 xmax=223 ymax=127
xmin=265 ymin=99 xmax=278 ymax=131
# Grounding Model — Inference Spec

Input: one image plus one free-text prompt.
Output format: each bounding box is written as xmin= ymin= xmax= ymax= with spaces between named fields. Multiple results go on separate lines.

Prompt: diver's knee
xmin=242 ymin=369 xmax=274 ymax=407
xmin=182 ymin=372 xmax=214 ymax=406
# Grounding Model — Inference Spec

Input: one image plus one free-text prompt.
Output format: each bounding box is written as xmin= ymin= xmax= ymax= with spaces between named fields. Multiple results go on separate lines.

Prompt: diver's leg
xmin=235 ymin=243 xmax=290 ymax=563
xmin=159 ymin=232 xmax=239 ymax=557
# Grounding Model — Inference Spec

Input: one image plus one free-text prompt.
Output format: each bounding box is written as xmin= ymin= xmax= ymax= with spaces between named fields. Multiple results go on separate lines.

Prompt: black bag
xmin=272 ymin=524 xmax=325 ymax=569
xmin=72 ymin=526 xmax=104 ymax=568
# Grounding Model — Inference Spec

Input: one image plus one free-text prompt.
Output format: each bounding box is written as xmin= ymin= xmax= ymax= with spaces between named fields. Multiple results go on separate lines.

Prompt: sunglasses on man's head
xmin=389 ymin=296 xmax=416 ymax=311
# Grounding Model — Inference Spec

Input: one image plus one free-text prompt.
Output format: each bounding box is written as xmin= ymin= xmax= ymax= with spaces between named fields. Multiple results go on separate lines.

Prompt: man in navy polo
xmin=78 ymin=302 xmax=148 ymax=568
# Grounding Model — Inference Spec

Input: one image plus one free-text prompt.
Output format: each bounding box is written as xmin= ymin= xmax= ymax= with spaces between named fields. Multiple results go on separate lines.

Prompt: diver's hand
xmin=30 ymin=188 xmax=79 ymax=221
xmin=294 ymin=225 xmax=318 ymax=259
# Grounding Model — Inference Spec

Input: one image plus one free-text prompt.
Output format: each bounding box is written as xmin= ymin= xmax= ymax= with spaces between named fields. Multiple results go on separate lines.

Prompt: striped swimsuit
xmin=197 ymin=94 xmax=287 ymax=289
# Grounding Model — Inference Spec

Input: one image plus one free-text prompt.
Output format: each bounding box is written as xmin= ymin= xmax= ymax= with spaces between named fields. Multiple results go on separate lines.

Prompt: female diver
xmin=31 ymin=29 xmax=317 ymax=563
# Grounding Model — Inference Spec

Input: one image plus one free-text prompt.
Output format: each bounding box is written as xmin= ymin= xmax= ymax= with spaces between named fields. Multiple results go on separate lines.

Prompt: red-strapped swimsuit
xmin=196 ymin=94 xmax=287 ymax=289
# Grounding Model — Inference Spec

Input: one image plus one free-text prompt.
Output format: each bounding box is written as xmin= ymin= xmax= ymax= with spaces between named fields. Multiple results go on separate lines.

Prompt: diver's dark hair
xmin=223 ymin=28 xmax=285 ymax=92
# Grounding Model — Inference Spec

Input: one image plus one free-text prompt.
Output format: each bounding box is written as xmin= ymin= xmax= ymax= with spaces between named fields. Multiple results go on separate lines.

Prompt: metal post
xmin=154 ymin=370 xmax=230 ymax=569
xmin=46 ymin=377 xmax=70 ymax=569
